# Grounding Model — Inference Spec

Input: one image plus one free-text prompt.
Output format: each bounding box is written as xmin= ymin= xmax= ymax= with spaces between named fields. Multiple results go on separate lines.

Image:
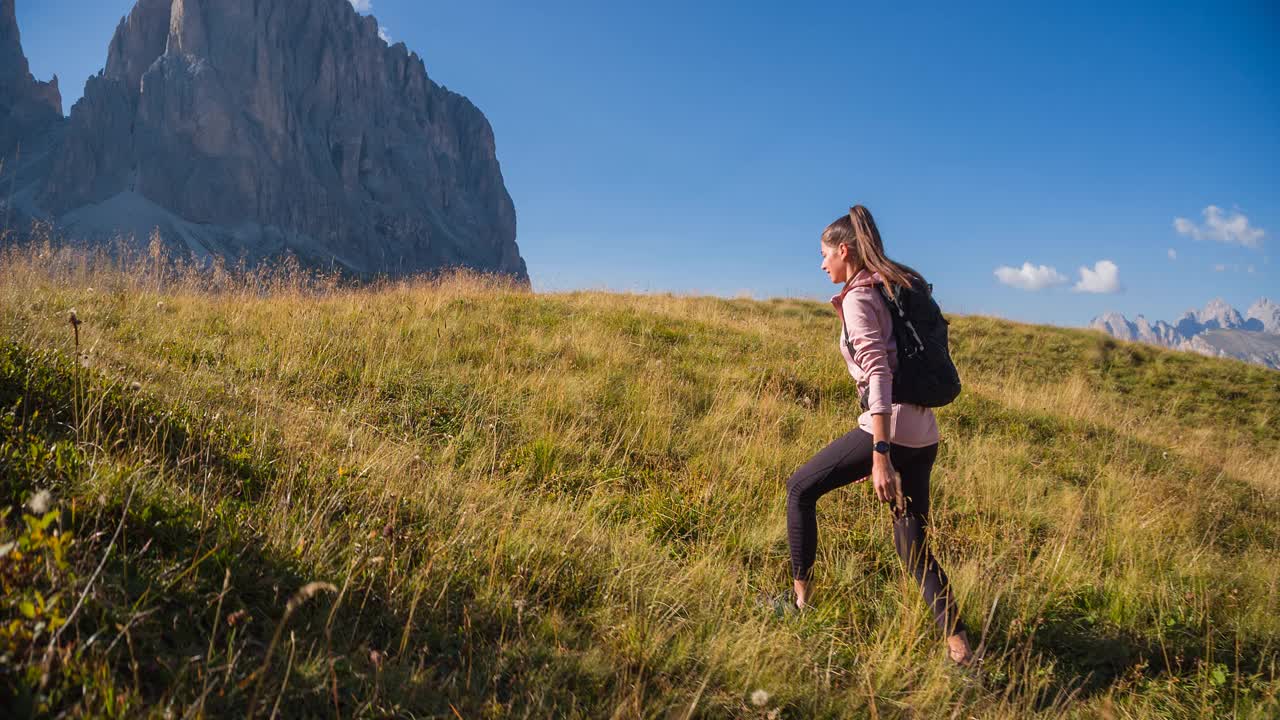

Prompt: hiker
xmin=783 ymin=205 xmax=975 ymax=667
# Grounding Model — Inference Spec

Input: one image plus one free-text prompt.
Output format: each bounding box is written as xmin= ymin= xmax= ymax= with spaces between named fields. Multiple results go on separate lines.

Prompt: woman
xmin=783 ymin=205 xmax=975 ymax=666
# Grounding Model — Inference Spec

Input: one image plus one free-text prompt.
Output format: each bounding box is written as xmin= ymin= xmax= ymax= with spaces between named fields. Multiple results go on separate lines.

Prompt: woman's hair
xmin=821 ymin=205 xmax=924 ymax=294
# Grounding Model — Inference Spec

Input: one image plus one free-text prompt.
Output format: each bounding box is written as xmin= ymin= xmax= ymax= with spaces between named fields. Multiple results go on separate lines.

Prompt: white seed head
xmin=751 ymin=689 xmax=770 ymax=707
xmin=27 ymin=489 xmax=52 ymax=515
xmin=285 ymin=581 xmax=338 ymax=614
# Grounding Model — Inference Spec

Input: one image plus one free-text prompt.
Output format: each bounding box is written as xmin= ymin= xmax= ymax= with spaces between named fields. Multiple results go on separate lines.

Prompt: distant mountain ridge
xmin=1091 ymin=298 xmax=1280 ymax=371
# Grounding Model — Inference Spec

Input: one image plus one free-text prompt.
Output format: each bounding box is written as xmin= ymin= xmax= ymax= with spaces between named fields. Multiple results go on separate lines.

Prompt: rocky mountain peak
xmin=1247 ymin=298 xmax=1280 ymax=334
xmin=1196 ymin=297 xmax=1245 ymax=330
xmin=4 ymin=0 xmax=528 ymax=283
xmin=1089 ymin=312 xmax=1136 ymax=341
xmin=1 ymin=0 xmax=25 ymax=77
xmin=0 ymin=0 xmax=61 ymax=156
xmin=104 ymin=0 xmax=172 ymax=90
xmin=1 ymin=0 xmax=56 ymax=100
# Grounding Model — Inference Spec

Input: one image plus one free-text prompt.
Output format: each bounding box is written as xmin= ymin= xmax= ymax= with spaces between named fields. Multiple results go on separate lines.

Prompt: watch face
xmin=874 ymin=441 xmax=890 ymax=454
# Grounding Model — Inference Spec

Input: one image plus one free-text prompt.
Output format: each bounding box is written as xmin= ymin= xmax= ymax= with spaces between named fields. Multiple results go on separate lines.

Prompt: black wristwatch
xmin=873 ymin=440 xmax=891 ymax=455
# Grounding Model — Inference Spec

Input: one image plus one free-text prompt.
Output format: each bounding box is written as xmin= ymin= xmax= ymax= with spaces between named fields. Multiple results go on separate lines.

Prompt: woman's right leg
xmin=889 ymin=443 xmax=967 ymax=639
xmin=785 ymin=428 xmax=875 ymax=596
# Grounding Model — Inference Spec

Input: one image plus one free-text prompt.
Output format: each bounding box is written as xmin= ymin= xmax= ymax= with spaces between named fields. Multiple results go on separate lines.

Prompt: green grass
xmin=0 ymin=241 xmax=1277 ymax=718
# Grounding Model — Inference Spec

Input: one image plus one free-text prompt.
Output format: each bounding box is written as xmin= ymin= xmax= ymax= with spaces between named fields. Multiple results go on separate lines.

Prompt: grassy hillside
xmin=1 ymin=241 xmax=1277 ymax=718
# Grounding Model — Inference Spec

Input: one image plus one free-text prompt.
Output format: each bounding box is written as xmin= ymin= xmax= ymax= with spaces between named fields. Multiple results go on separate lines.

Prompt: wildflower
xmin=369 ymin=649 xmax=385 ymax=667
xmin=27 ymin=489 xmax=52 ymax=515
xmin=751 ymin=689 xmax=770 ymax=707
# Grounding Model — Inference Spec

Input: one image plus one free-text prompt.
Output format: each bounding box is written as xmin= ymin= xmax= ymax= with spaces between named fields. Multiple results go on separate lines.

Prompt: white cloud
xmin=1167 ymin=248 xmax=1177 ymax=261
xmin=1173 ymin=205 xmax=1265 ymax=248
xmin=994 ymin=262 xmax=1068 ymax=291
xmin=1213 ymin=263 xmax=1228 ymax=272
xmin=1073 ymin=260 xmax=1121 ymax=294
xmin=378 ymin=26 xmax=392 ymax=42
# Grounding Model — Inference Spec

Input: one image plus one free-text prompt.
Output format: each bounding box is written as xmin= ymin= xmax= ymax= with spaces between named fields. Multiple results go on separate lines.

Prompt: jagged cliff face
xmin=3 ymin=0 xmax=527 ymax=282
xmin=0 ymin=0 xmax=61 ymax=157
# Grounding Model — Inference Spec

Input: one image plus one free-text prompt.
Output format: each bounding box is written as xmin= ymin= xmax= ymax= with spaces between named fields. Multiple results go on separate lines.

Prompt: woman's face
xmin=820 ymin=241 xmax=853 ymax=284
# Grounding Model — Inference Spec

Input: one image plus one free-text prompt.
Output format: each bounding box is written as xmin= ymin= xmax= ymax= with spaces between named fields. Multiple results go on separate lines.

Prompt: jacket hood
xmin=830 ymin=269 xmax=884 ymax=306
xmin=849 ymin=269 xmax=884 ymax=288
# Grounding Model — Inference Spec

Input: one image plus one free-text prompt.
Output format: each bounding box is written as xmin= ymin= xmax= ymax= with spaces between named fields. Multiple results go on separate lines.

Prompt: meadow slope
xmin=1 ymin=243 xmax=1277 ymax=718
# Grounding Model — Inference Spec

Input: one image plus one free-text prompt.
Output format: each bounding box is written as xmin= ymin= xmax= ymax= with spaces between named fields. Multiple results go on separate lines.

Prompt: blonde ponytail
xmin=821 ymin=205 xmax=924 ymax=294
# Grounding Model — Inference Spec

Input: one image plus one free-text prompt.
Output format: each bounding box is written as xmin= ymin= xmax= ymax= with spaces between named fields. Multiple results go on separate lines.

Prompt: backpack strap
xmin=874 ymin=282 xmax=927 ymax=359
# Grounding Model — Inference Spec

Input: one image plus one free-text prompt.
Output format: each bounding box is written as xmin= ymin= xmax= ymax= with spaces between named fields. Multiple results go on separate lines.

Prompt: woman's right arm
xmin=842 ymin=289 xmax=902 ymax=506
xmin=842 ymin=288 xmax=893 ymax=417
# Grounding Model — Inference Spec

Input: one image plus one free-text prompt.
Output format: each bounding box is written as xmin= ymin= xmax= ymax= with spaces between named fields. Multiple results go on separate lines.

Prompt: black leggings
xmin=785 ymin=427 xmax=966 ymax=636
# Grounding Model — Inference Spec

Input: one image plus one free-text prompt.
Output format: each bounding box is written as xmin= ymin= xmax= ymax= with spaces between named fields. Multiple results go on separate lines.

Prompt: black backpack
xmin=871 ymin=276 xmax=962 ymax=408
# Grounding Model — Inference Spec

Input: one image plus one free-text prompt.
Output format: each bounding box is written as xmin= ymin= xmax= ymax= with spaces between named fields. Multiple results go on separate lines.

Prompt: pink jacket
xmin=831 ymin=269 xmax=940 ymax=448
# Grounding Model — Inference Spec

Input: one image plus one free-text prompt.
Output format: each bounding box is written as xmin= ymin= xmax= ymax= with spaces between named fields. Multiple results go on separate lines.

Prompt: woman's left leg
xmin=785 ymin=428 xmax=875 ymax=587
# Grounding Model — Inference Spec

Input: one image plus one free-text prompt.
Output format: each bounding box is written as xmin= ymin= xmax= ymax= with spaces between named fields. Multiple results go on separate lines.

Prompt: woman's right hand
xmin=871 ymin=455 xmax=904 ymax=509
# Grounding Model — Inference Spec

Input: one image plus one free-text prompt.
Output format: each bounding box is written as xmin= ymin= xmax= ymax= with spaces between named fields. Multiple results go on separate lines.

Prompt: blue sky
xmin=15 ymin=0 xmax=1279 ymax=326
